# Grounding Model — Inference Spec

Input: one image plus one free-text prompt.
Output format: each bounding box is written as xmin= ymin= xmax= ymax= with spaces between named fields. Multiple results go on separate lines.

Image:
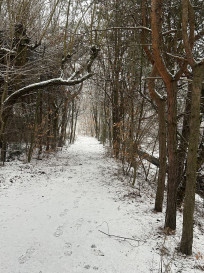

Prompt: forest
xmin=0 ymin=0 xmax=204 ymax=266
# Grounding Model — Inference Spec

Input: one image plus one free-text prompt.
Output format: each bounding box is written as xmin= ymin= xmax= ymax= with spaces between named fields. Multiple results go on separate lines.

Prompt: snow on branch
xmin=97 ymin=27 xmax=177 ymax=36
xmin=3 ymin=73 xmax=92 ymax=107
xmin=0 ymin=47 xmax=16 ymax=55
xmin=94 ymin=26 xmax=152 ymax=32
xmin=3 ymin=46 xmax=100 ymax=109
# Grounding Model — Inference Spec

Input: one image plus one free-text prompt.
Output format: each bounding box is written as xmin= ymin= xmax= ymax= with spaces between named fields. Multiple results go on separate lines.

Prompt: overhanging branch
xmin=3 ymin=74 xmax=92 ymax=108
xmin=2 ymin=46 xmax=100 ymax=110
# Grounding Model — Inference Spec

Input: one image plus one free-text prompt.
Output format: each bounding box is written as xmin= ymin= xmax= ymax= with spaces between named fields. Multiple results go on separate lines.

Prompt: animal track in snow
xmin=18 ymin=246 xmax=36 ymax=264
xmin=54 ymin=225 xmax=63 ymax=237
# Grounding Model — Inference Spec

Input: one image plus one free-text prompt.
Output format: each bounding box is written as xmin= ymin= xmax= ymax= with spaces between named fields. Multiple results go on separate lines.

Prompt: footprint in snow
xmin=91 ymin=245 xmax=104 ymax=256
xmin=18 ymin=246 xmax=36 ymax=264
xmin=60 ymin=209 xmax=69 ymax=217
xmin=64 ymin=242 xmax=72 ymax=256
xmin=75 ymin=218 xmax=84 ymax=229
xmin=54 ymin=225 xmax=63 ymax=237
xmin=73 ymin=200 xmax=79 ymax=208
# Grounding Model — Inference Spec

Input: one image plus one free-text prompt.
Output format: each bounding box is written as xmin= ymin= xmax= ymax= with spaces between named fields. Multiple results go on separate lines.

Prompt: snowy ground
xmin=0 ymin=136 xmax=204 ymax=273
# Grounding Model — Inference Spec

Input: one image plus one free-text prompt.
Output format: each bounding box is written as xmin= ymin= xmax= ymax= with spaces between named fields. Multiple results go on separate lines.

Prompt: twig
xmin=98 ymin=229 xmax=146 ymax=243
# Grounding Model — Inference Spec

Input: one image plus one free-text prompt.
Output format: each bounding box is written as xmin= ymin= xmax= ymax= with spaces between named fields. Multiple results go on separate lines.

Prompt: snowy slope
xmin=0 ymin=136 xmax=203 ymax=273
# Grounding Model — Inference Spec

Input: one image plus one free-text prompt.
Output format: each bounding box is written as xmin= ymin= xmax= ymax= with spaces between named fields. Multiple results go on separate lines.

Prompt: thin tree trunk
xmin=69 ymin=99 xmax=75 ymax=143
xmin=28 ymin=92 xmax=42 ymax=162
xmin=46 ymin=100 xmax=51 ymax=151
xmin=58 ymin=98 xmax=69 ymax=147
xmin=37 ymin=91 xmax=43 ymax=158
xmin=155 ymin=100 xmax=166 ymax=211
xmin=165 ymin=80 xmax=178 ymax=230
xmin=148 ymin=66 xmax=167 ymax=212
xmin=176 ymin=86 xmax=191 ymax=207
xmin=112 ymin=85 xmax=120 ymax=157
xmin=73 ymin=109 xmax=79 ymax=142
xmin=51 ymin=107 xmax=58 ymax=150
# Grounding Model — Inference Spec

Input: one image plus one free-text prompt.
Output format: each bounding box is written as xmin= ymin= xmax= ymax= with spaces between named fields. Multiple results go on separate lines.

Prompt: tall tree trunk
xmin=58 ymin=98 xmax=69 ymax=147
xmin=37 ymin=91 xmax=43 ymax=158
xmin=111 ymin=1 xmax=122 ymax=158
xmin=180 ymin=63 xmax=204 ymax=255
xmin=154 ymin=100 xmax=166 ymax=211
xmin=73 ymin=109 xmax=79 ymax=142
xmin=197 ymin=87 xmax=204 ymax=171
xmin=92 ymin=105 xmax=99 ymax=139
xmin=151 ymin=0 xmax=179 ymax=229
xmin=69 ymin=99 xmax=75 ymax=144
xmin=51 ymin=106 xmax=58 ymax=150
xmin=0 ymin=137 xmax=7 ymax=163
xmin=46 ymin=100 xmax=51 ymax=151
xmin=0 ymin=114 xmax=8 ymax=163
xmin=177 ymin=86 xmax=191 ymax=207
xmin=148 ymin=66 xmax=167 ymax=212
xmin=28 ymin=92 xmax=41 ymax=162
xmin=165 ymin=80 xmax=178 ymax=230
xmin=112 ymin=85 xmax=120 ymax=157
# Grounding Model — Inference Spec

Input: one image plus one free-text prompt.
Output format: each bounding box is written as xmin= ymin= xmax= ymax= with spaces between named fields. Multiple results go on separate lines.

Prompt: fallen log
xmin=135 ymin=148 xmax=160 ymax=167
xmin=134 ymin=147 xmax=204 ymax=198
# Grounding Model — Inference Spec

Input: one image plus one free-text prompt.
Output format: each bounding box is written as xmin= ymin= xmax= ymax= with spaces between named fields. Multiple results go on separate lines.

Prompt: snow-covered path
xmin=0 ymin=137 xmax=203 ymax=273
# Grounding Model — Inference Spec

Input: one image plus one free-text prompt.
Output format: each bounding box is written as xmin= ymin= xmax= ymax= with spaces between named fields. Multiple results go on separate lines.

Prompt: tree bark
xmin=58 ymin=98 xmax=69 ymax=147
xmin=148 ymin=66 xmax=167 ymax=212
xmin=151 ymin=0 xmax=178 ymax=229
xmin=164 ymin=80 xmax=178 ymax=230
xmin=180 ymin=63 xmax=204 ymax=255
xmin=176 ymin=85 xmax=191 ymax=207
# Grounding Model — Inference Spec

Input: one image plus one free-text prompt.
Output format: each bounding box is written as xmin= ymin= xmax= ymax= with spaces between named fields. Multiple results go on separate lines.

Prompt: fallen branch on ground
xmin=98 ymin=229 xmax=147 ymax=244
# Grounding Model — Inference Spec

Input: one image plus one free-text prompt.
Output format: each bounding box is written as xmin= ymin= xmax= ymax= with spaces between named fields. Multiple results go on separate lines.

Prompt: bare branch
xmin=195 ymin=29 xmax=204 ymax=41
xmin=93 ymin=26 xmax=152 ymax=32
xmin=165 ymin=52 xmax=187 ymax=62
xmin=162 ymin=29 xmax=177 ymax=36
xmin=98 ymin=230 xmax=147 ymax=244
xmin=0 ymin=48 xmax=16 ymax=55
